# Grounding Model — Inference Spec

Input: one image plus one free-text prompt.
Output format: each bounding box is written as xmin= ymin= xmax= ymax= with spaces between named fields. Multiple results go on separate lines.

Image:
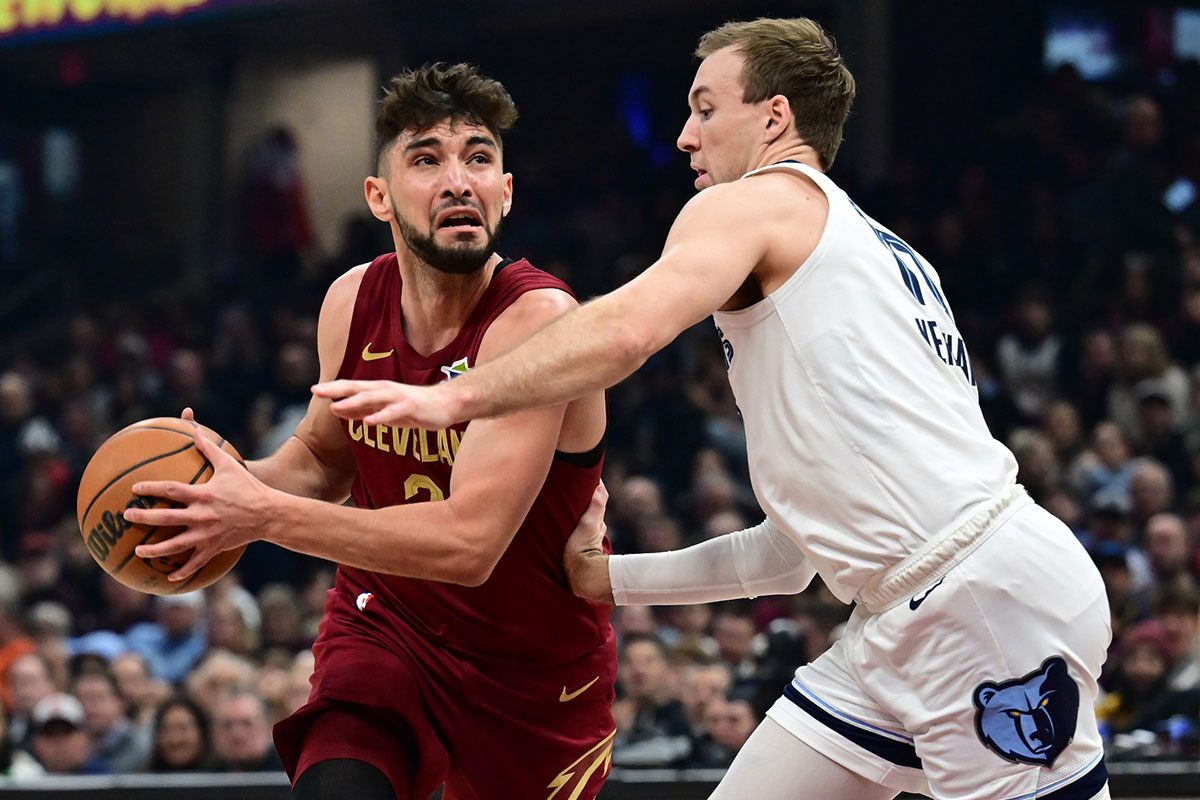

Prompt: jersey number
xmin=404 ymin=474 xmax=445 ymax=502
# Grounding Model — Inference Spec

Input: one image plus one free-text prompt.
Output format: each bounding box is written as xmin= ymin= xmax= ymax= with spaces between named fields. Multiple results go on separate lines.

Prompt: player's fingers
xmin=181 ymin=407 xmax=195 ymax=421
xmin=192 ymin=429 xmax=236 ymax=467
xmin=127 ymin=480 xmax=198 ymax=505
xmin=328 ymin=389 xmax=393 ymax=419
xmin=311 ymin=379 xmax=377 ymax=399
xmin=364 ymin=402 xmax=414 ymax=427
xmin=166 ymin=548 xmax=213 ymax=582
xmin=134 ymin=531 xmax=203 ymax=559
xmin=124 ymin=504 xmax=196 ymax=527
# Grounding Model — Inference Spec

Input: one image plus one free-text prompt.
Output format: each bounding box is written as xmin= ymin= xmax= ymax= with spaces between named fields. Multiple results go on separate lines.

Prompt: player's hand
xmin=122 ymin=431 xmax=276 ymax=582
xmin=312 ymin=379 xmax=461 ymax=429
xmin=564 ymin=483 xmax=614 ymax=605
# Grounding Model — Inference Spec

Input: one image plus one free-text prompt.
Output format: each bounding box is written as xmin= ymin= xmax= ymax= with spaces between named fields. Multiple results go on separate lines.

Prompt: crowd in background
xmin=1 ymin=55 xmax=1200 ymax=779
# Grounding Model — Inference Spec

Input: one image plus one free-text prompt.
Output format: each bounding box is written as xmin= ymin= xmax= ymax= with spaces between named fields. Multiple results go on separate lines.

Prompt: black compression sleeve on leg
xmin=293 ymin=758 xmax=398 ymax=800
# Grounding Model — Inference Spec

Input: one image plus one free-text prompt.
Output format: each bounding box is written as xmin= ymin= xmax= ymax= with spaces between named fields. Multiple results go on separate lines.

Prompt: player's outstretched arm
xmin=313 ymin=181 xmax=772 ymax=429
xmin=565 ymin=481 xmax=817 ymax=606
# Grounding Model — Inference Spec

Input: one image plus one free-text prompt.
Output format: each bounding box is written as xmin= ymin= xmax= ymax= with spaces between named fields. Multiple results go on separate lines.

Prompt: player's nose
xmin=677 ymin=115 xmax=699 ymax=153
xmin=440 ymin=159 xmax=473 ymax=198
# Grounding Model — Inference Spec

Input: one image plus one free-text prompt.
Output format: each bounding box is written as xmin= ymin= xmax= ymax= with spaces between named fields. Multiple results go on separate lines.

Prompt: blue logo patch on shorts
xmin=972 ymin=656 xmax=1079 ymax=767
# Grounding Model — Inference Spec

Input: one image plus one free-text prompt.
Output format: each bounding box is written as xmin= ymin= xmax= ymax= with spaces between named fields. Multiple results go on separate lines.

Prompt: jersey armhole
xmin=555 ymin=432 xmax=607 ymax=468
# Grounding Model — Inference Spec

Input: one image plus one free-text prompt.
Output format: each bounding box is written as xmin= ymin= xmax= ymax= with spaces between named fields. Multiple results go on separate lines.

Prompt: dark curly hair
xmin=374 ymin=62 xmax=519 ymax=173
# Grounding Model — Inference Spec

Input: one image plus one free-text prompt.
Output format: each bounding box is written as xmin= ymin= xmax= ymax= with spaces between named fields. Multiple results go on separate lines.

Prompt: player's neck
xmin=750 ymin=142 xmax=822 ymax=175
xmin=396 ymin=252 xmax=501 ymax=356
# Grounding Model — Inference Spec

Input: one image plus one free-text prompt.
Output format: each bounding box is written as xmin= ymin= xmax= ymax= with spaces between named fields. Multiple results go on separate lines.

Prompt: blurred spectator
xmin=1011 ymin=428 xmax=1061 ymax=503
xmin=206 ymin=596 xmax=259 ymax=658
xmin=678 ymin=660 xmax=731 ymax=743
xmin=257 ymin=583 xmax=308 ymax=656
xmin=143 ymin=694 xmax=213 ymax=772
xmin=93 ymin=580 xmax=156 ymax=636
xmin=124 ymin=592 xmax=207 ymax=684
xmin=692 ymin=695 xmax=757 ymax=768
xmin=185 ymin=650 xmax=257 ymax=715
xmin=1092 ymin=541 xmax=1155 ymax=644
xmin=1097 ymin=620 xmax=1174 ymax=734
xmin=711 ymin=606 xmax=759 ymax=690
xmin=1130 ymin=458 xmax=1176 ymax=529
xmin=1068 ymin=421 xmax=1134 ymax=507
xmin=611 ymin=633 xmax=692 ymax=767
xmin=1144 ymin=513 xmax=1196 ymax=594
xmin=0 ymin=702 xmax=43 ymax=779
xmin=1153 ymin=587 xmax=1199 ymax=692
xmin=1134 ymin=380 xmax=1194 ymax=495
xmin=27 ymin=692 xmax=107 ymax=774
xmin=996 ymin=289 xmax=1061 ymax=423
xmin=0 ymin=564 xmax=34 ymax=710
xmin=210 ymin=688 xmax=283 ymax=772
xmin=110 ymin=651 xmax=167 ymax=726
xmin=1108 ymin=324 xmax=1190 ymax=436
xmin=5 ymin=653 xmax=55 ymax=751
xmin=72 ymin=668 xmax=151 ymax=773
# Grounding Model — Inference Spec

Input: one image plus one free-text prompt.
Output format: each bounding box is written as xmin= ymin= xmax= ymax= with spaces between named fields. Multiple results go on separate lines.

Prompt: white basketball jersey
xmin=712 ymin=161 xmax=1018 ymax=603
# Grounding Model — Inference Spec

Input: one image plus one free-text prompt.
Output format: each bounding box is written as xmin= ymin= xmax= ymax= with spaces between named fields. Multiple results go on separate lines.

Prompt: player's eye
xmin=413 ymin=155 xmax=436 ymax=166
xmin=699 ymin=108 xmax=713 ymax=120
xmin=469 ymin=153 xmax=492 ymax=165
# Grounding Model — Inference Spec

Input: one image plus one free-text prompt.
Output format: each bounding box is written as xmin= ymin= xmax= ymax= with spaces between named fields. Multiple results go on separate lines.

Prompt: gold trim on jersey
xmin=545 ymin=730 xmax=615 ymax=800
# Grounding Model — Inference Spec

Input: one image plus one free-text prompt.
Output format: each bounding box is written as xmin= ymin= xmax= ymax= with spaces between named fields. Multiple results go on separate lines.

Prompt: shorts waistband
xmin=857 ymin=484 xmax=1032 ymax=613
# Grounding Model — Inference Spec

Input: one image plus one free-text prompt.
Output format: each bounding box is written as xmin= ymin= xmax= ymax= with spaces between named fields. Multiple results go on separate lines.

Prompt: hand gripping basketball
xmin=123 ymin=429 xmax=274 ymax=583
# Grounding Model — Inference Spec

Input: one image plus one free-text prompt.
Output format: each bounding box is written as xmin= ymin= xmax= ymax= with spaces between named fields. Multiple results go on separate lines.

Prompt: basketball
xmin=76 ymin=417 xmax=246 ymax=595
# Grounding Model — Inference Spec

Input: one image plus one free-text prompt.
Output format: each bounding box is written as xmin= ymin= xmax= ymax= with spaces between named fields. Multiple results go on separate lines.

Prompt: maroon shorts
xmin=274 ymin=590 xmax=617 ymax=800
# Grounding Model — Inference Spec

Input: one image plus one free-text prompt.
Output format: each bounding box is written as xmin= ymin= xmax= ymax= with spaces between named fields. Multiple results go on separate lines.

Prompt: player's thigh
xmin=862 ymin=505 xmax=1111 ymax=800
xmin=710 ymin=717 xmax=898 ymax=800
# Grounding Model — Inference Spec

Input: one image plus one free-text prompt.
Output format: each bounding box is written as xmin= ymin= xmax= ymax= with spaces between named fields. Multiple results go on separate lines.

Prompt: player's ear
xmin=764 ymin=94 xmax=791 ymax=143
xmin=365 ymin=176 xmax=393 ymax=222
xmin=501 ymin=172 xmax=513 ymax=217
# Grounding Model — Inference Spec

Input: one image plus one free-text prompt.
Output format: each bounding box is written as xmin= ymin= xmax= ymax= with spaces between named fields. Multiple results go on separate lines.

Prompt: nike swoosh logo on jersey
xmin=362 ymin=343 xmax=394 ymax=361
xmin=559 ymin=676 xmax=599 ymax=703
xmin=909 ymin=577 xmax=945 ymax=610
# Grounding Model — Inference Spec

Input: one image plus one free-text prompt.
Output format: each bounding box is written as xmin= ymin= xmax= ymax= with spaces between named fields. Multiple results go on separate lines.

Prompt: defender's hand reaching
xmin=312 ymin=379 xmax=461 ymax=430
xmin=564 ymin=483 xmax=614 ymax=605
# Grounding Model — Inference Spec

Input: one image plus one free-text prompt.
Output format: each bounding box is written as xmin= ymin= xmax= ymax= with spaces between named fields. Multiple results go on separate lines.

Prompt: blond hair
xmin=696 ymin=18 xmax=855 ymax=170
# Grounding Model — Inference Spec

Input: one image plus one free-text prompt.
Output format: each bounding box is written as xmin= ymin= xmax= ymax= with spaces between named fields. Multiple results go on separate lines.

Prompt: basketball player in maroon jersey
xmin=124 ymin=64 xmax=616 ymax=800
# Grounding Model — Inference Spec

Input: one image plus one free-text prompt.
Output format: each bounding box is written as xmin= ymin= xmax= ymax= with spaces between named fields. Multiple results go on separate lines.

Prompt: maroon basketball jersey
xmin=333 ymin=253 xmax=611 ymax=664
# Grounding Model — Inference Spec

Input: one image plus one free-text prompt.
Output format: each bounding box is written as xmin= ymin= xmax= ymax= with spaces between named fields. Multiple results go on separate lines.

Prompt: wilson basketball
xmin=76 ymin=417 xmax=246 ymax=595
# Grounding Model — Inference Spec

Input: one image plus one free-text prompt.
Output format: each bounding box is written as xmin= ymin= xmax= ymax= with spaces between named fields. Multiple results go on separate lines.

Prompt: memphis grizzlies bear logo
xmin=972 ymin=656 xmax=1079 ymax=767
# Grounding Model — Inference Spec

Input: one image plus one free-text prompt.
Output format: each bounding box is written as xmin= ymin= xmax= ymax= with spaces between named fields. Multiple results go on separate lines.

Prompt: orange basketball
xmin=76 ymin=417 xmax=246 ymax=595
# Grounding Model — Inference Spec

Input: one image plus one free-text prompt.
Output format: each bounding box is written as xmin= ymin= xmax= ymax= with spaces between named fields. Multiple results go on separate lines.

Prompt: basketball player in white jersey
xmin=314 ymin=18 xmax=1111 ymax=800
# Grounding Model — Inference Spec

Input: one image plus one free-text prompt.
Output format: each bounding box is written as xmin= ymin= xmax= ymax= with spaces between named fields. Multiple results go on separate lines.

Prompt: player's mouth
xmin=435 ymin=206 xmax=485 ymax=233
xmin=691 ymin=164 xmax=709 ymax=189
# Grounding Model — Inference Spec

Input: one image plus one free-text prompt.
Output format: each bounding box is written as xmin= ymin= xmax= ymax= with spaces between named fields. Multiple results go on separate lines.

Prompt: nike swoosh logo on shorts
xmin=559 ymin=676 xmax=599 ymax=703
xmin=909 ymin=577 xmax=945 ymax=610
xmin=362 ymin=343 xmax=394 ymax=361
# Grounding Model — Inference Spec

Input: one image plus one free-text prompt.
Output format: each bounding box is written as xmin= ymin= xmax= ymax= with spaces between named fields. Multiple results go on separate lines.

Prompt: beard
xmin=393 ymin=199 xmax=502 ymax=275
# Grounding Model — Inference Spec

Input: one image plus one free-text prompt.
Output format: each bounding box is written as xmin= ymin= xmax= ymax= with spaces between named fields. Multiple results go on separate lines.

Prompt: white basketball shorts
xmin=766 ymin=501 xmax=1112 ymax=800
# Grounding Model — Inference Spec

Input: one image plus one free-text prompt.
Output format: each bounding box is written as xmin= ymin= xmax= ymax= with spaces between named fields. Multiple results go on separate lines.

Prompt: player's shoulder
xmin=323 ymin=261 xmax=372 ymax=307
xmin=680 ymin=170 xmax=825 ymax=227
xmin=494 ymin=286 xmax=578 ymax=330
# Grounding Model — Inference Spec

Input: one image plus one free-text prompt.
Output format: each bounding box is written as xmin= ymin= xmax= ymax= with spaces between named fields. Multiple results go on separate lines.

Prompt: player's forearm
xmin=451 ymin=293 xmax=656 ymax=421
xmin=248 ymin=436 xmax=351 ymax=504
xmin=263 ymin=491 xmax=500 ymax=585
